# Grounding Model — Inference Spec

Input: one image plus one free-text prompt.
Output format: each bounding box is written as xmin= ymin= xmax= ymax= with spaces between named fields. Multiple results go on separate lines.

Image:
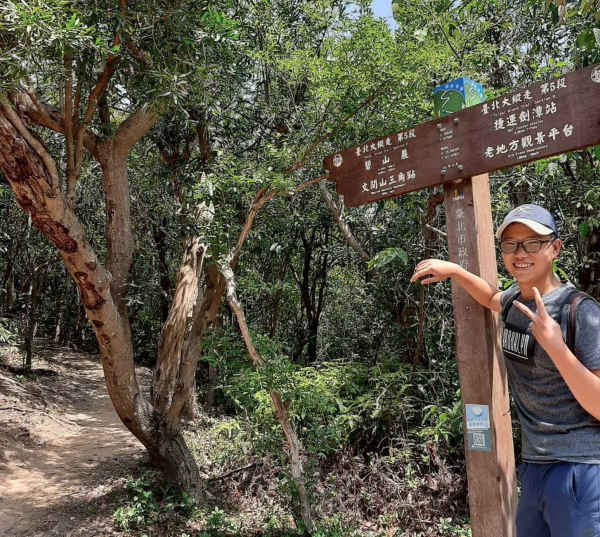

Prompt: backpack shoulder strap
xmin=501 ymin=283 xmax=521 ymax=325
xmin=501 ymin=285 xmax=594 ymax=352
xmin=562 ymin=290 xmax=595 ymax=352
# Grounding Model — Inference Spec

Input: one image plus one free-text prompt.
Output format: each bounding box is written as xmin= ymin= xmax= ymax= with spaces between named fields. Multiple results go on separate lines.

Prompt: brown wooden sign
xmin=323 ymin=63 xmax=600 ymax=207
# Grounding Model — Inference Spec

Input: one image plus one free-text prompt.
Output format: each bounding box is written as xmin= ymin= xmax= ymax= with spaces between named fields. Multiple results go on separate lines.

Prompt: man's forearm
xmin=450 ymin=266 xmax=501 ymax=312
xmin=548 ymin=345 xmax=600 ymax=421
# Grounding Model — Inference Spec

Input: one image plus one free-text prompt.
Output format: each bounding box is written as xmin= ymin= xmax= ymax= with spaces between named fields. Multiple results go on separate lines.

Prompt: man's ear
xmin=552 ymin=238 xmax=562 ymax=259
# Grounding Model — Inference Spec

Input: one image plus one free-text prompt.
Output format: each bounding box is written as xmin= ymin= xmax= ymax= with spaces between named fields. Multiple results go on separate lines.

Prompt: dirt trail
xmin=0 ymin=348 xmax=146 ymax=536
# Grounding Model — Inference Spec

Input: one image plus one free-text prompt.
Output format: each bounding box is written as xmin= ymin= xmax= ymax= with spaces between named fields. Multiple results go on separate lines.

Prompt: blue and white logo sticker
xmin=465 ymin=404 xmax=490 ymax=430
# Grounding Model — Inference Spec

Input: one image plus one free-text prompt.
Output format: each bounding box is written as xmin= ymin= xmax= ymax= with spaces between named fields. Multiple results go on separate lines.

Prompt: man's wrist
xmin=545 ymin=337 xmax=571 ymax=365
xmin=454 ymin=264 xmax=468 ymax=280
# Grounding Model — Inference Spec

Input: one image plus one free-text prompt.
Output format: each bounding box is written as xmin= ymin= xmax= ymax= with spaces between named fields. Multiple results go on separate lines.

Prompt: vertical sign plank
xmin=444 ymin=175 xmax=517 ymax=537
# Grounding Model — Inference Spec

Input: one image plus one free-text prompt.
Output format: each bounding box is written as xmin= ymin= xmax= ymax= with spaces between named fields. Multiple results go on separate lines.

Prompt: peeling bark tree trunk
xmin=156 ymin=133 xmax=216 ymax=424
xmin=153 ymin=239 xmax=205 ymax=414
xmin=182 ymin=377 xmax=199 ymax=421
xmin=0 ymin=95 xmax=203 ymax=500
xmin=153 ymin=170 xmax=218 ymax=428
xmin=166 ymin=262 xmax=225 ymax=426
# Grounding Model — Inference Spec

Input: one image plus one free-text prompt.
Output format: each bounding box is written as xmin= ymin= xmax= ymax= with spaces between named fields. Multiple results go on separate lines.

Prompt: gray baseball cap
xmin=496 ymin=204 xmax=558 ymax=239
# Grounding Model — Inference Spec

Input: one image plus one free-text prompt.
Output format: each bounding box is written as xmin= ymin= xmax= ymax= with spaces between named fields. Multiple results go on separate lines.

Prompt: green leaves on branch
xmin=0 ymin=0 xmax=99 ymax=85
xmin=367 ymin=248 xmax=408 ymax=271
xmin=199 ymin=7 xmax=239 ymax=41
xmin=420 ymin=399 xmax=463 ymax=449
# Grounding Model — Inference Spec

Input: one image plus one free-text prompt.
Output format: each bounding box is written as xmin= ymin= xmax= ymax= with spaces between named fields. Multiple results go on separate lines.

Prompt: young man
xmin=411 ymin=204 xmax=600 ymax=536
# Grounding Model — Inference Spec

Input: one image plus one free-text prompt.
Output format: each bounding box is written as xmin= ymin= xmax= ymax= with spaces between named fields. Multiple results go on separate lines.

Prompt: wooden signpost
xmin=324 ymin=63 xmax=600 ymax=207
xmin=323 ymin=63 xmax=600 ymax=537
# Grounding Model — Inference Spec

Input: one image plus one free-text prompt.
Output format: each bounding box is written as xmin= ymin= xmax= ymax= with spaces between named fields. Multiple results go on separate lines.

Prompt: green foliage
xmin=0 ymin=318 xmax=19 ymax=354
xmin=368 ymin=247 xmax=408 ymax=271
xmin=435 ymin=517 xmax=472 ymax=536
xmin=194 ymin=512 xmax=358 ymax=537
xmin=3 ymin=0 xmax=600 ymax=533
xmin=420 ymin=397 xmax=463 ymax=451
xmin=205 ymin=320 xmax=463 ymax=466
xmin=112 ymin=472 xmax=197 ymax=531
xmin=0 ymin=0 xmax=101 ymax=88
xmin=200 ymin=506 xmax=238 ymax=534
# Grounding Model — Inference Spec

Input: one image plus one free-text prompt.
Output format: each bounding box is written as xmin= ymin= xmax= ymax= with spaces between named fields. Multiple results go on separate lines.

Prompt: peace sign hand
xmin=512 ymin=287 xmax=566 ymax=358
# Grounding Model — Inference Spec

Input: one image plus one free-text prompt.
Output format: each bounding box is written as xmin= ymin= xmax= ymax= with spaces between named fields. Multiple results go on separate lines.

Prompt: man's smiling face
xmin=500 ymin=223 xmax=560 ymax=287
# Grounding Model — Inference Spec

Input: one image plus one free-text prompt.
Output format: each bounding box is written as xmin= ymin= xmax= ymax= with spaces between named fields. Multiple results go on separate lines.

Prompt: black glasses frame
xmin=499 ymin=239 xmax=555 ymax=254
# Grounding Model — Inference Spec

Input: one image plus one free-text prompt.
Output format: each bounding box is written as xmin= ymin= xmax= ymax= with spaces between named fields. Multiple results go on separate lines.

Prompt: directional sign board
xmin=323 ymin=63 xmax=600 ymax=207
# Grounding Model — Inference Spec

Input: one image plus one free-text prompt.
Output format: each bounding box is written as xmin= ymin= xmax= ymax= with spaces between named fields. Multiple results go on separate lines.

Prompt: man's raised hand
xmin=512 ymin=287 xmax=566 ymax=357
xmin=411 ymin=259 xmax=457 ymax=285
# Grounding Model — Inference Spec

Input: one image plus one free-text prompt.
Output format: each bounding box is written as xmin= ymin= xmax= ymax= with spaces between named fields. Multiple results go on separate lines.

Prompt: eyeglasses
xmin=499 ymin=239 xmax=555 ymax=254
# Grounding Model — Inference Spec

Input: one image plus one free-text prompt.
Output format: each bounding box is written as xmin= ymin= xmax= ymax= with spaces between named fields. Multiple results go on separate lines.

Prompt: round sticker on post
xmin=592 ymin=66 xmax=600 ymax=84
xmin=333 ymin=154 xmax=343 ymax=167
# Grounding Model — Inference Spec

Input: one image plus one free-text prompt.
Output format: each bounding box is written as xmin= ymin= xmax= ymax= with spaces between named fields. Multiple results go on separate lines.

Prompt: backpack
xmin=500 ymin=285 xmax=595 ymax=352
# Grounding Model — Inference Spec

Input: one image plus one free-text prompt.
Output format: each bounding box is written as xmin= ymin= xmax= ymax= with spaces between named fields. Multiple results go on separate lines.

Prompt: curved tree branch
xmin=319 ymin=181 xmax=371 ymax=266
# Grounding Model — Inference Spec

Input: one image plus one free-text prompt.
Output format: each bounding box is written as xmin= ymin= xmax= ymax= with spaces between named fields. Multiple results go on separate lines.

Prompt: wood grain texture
xmin=325 ymin=63 xmax=600 ymax=207
xmin=444 ymin=175 xmax=517 ymax=537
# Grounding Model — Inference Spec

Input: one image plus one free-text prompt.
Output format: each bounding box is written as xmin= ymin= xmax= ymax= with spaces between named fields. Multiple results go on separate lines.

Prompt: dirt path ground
xmin=0 ymin=347 xmax=147 ymax=536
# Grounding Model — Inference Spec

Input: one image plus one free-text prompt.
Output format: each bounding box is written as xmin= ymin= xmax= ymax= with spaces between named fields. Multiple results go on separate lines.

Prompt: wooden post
xmin=444 ymin=174 xmax=517 ymax=537
xmin=323 ymin=63 xmax=600 ymax=535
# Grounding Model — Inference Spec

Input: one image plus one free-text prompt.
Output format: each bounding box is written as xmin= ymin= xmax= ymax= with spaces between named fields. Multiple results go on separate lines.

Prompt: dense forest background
xmin=1 ymin=0 xmax=600 ymax=534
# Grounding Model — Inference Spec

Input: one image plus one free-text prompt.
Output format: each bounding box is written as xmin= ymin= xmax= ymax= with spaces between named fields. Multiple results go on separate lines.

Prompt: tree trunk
xmin=292 ymin=228 xmax=329 ymax=364
xmin=74 ymin=301 xmax=85 ymax=346
xmin=145 ymin=420 xmax=203 ymax=499
xmin=24 ymin=302 xmax=35 ymax=373
xmin=319 ymin=181 xmax=371 ymax=265
xmin=3 ymin=262 xmax=14 ymax=315
xmin=182 ymin=377 xmax=198 ymax=421
xmin=153 ymin=239 xmax=205 ymax=416
xmin=166 ymin=262 xmax=225 ymax=426
xmin=5 ymin=269 xmax=14 ymax=315
xmin=0 ymin=95 xmax=203 ymax=500
xmin=24 ymin=263 xmax=48 ymax=373
xmin=269 ymin=389 xmax=313 ymax=531
xmin=306 ymin=320 xmax=319 ymax=363
xmin=2 ymin=217 xmax=30 ymax=315
xmin=54 ymin=281 xmax=62 ymax=344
